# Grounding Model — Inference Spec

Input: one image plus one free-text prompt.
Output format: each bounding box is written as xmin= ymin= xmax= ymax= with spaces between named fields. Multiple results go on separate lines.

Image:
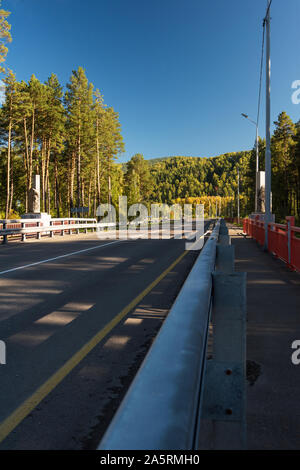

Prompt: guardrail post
xmin=50 ymin=221 xmax=54 ymax=238
xmin=215 ymin=245 xmax=235 ymax=273
xmin=201 ymin=271 xmax=247 ymax=450
xmin=21 ymin=222 xmax=26 ymax=241
xmin=2 ymin=222 xmax=7 ymax=244
xmin=211 ymin=272 xmax=246 ymax=365
xmin=218 ymin=234 xmax=230 ymax=246
xmin=61 ymin=220 xmax=65 ymax=236
xmin=218 ymin=220 xmax=230 ymax=246
xmin=200 ymin=224 xmax=247 ymax=450
xmin=36 ymin=221 xmax=40 ymax=240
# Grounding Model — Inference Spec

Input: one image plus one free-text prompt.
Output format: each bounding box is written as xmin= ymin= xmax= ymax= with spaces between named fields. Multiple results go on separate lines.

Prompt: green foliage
xmin=271 ymin=111 xmax=297 ymax=219
xmin=0 ymin=65 xmax=299 ymax=226
xmin=124 ymin=154 xmax=153 ymax=205
xmin=148 ymin=152 xmax=251 ymax=206
xmin=0 ymin=68 xmax=124 ymax=217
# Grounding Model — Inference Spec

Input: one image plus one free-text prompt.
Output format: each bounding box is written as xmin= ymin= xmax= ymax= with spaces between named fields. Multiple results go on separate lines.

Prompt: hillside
xmin=148 ymin=152 xmax=254 ymax=206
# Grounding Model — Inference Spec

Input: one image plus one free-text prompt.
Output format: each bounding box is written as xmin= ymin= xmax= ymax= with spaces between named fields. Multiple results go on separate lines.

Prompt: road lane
xmin=0 ymin=222 xmax=211 ymax=448
xmin=0 ymin=239 xmax=122 ymax=275
xmin=0 ymin=234 xmax=123 ymax=274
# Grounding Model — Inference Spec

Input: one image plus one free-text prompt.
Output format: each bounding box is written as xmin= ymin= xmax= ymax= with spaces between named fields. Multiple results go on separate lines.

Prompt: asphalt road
xmin=0 ymin=223 xmax=210 ymax=449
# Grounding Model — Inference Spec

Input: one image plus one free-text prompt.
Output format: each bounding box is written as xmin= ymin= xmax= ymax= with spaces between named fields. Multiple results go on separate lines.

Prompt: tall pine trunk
xmin=54 ymin=155 xmax=60 ymax=218
xmin=23 ymin=118 xmax=30 ymax=211
xmin=96 ymin=116 xmax=101 ymax=206
xmin=88 ymin=178 xmax=92 ymax=216
xmin=29 ymin=107 xmax=35 ymax=186
xmin=77 ymin=118 xmax=81 ymax=211
xmin=9 ymin=157 xmax=14 ymax=215
xmin=70 ymin=151 xmax=75 ymax=210
xmin=93 ymin=169 xmax=97 ymax=217
xmin=45 ymin=138 xmax=51 ymax=212
xmin=5 ymin=113 xmax=12 ymax=219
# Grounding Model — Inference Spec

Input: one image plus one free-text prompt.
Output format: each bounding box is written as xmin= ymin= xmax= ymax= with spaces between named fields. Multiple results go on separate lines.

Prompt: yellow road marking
xmin=0 ymin=249 xmax=188 ymax=443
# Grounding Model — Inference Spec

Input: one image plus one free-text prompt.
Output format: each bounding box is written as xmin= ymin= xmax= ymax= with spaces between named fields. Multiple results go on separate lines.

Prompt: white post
xmin=255 ymin=126 xmax=259 ymax=212
xmin=264 ymin=0 xmax=272 ymax=250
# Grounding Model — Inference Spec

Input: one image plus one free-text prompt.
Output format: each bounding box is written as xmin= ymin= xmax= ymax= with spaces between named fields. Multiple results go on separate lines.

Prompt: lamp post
xmin=264 ymin=0 xmax=272 ymax=250
xmin=241 ymin=113 xmax=259 ymax=212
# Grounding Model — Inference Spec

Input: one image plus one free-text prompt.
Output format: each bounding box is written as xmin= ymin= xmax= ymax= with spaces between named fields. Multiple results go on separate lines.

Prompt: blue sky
xmin=3 ymin=0 xmax=300 ymax=162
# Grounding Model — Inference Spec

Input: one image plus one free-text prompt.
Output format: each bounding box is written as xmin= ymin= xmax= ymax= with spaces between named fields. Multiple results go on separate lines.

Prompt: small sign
xmin=70 ymin=207 xmax=89 ymax=214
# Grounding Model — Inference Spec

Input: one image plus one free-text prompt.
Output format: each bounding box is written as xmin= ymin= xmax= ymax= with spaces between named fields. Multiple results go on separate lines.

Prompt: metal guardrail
xmin=98 ymin=220 xmax=223 ymax=450
xmin=98 ymin=219 xmax=246 ymax=450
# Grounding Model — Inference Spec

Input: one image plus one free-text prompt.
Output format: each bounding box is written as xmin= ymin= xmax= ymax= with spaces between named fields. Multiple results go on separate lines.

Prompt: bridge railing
xmin=0 ymin=216 xmax=201 ymax=244
xmin=0 ymin=217 xmax=98 ymax=244
xmin=98 ymin=219 xmax=246 ymax=450
xmin=243 ymin=216 xmax=300 ymax=272
xmin=0 ymin=216 xmax=155 ymax=244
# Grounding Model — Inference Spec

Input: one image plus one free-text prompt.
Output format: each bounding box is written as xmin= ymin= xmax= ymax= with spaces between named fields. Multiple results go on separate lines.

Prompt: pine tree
xmin=93 ymin=88 xmax=106 ymax=207
xmin=125 ymin=153 xmax=153 ymax=204
xmin=292 ymin=120 xmax=300 ymax=218
xmin=40 ymin=74 xmax=65 ymax=213
xmin=0 ymin=2 xmax=11 ymax=74
xmin=26 ymin=75 xmax=48 ymax=189
xmin=1 ymin=69 xmax=18 ymax=217
xmin=64 ymin=67 xmax=94 ymax=210
xmin=100 ymin=106 xmax=124 ymax=206
xmin=271 ymin=112 xmax=296 ymax=218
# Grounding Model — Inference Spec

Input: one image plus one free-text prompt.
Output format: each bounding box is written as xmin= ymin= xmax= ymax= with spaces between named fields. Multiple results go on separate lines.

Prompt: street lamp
xmin=241 ymin=113 xmax=259 ymax=212
xmin=264 ymin=0 xmax=272 ymax=250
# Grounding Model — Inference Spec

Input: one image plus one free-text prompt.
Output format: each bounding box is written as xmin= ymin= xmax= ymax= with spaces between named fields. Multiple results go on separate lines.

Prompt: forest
xmin=0 ymin=5 xmax=299 ymax=224
xmin=124 ymin=118 xmax=300 ymax=223
xmin=0 ymin=65 xmax=299 ymax=224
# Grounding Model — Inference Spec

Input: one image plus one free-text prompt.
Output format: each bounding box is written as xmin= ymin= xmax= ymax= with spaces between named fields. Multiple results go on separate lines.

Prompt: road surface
xmin=0 ymin=222 xmax=210 ymax=449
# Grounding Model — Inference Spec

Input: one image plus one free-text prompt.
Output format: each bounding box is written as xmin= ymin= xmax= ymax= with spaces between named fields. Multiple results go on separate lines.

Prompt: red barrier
xmin=243 ymin=216 xmax=300 ymax=272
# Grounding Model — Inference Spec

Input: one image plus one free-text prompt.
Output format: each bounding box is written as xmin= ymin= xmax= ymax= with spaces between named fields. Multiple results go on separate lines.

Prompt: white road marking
xmin=0 ymin=226 xmax=211 ymax=276
xmin=0 ymin=240 xmax=123 ymax=276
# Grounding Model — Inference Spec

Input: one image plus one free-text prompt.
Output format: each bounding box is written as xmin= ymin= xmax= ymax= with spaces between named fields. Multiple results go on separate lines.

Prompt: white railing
xmin=1 ymin=216 xmax=199 ymax=244
xmin=0 ymin=218 xmax=98 ymax=244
